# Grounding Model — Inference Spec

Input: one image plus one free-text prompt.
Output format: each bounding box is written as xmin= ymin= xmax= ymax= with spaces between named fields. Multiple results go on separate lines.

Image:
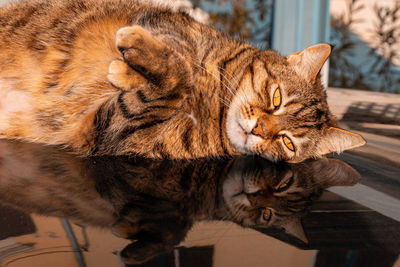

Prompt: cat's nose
xmin=246 ymin=192 xmax=259 ymax=206
xmin=251 ymin=121 xmax=265 ymax=138
xmin=246 ymin=190 xmax=266 ymax=206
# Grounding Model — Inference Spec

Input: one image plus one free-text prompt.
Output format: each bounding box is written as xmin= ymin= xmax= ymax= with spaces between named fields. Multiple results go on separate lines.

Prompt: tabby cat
xmin=0 ymin=140 xmax=360 ymax=264
xmin=0 ymin=0 xmax=365 ymax=162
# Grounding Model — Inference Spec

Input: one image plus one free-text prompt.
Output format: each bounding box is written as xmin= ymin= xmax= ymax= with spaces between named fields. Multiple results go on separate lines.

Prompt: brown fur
xmin=0 ymin=0 xmax=365 ymax=162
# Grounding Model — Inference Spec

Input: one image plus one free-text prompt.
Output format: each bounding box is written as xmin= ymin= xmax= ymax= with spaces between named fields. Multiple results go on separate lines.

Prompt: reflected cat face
xmin=222 ymin=157 xmax=360 ymax=239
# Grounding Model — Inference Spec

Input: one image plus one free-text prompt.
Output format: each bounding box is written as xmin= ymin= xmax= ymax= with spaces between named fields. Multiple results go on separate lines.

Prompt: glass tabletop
xmin=0 ymin=139 xmax=399 ymax=267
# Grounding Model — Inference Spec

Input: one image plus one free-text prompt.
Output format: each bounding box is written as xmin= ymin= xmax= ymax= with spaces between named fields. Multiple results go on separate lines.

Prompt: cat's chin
xmin=223 ymin=166 xmax=251 ymax=208
xmin=227 ymin=104 xmax=252 ymax=153
xmin=226 ymin=119 xmax=250 ymax=153
xmin=226 ymin=98 xmax=267 ymax=156
xmin=227 ymin=118 xmax=265 ymax=155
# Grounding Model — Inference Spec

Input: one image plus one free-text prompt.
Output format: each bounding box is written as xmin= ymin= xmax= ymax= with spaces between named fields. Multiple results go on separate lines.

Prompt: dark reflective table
xmin=0 ymin=140 xmax=399 ymax=267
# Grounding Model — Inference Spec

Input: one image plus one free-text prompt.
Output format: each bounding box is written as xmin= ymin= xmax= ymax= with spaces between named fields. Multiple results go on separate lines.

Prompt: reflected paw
xmin=111 ymin=219 xmax=140 ymax=239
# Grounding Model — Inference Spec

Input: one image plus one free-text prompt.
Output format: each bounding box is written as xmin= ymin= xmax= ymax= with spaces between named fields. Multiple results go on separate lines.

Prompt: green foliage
xmin=329 ymin=0 xmax=400 ymax=93
xmin=369 ymin=2 xmax=400 ymax=92
xmin=192 ymin=0 xmax=273 ymax=48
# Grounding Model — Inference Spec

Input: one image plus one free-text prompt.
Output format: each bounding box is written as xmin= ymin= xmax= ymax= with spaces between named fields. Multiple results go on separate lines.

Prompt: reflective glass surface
xmin=0 ymin=140 xmax=399 ymax=267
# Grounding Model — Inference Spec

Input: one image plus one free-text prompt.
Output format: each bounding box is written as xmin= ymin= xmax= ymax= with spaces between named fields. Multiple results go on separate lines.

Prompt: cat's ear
xmin=281 ymin=217 xmax=308 ymax=243
xmin=310 ymin=157 xmax=361 ymax=187
xmin=317 ymin=127 xmax=366 ymax=155
xmin=286 ymin=43 xmax=332 ymax=82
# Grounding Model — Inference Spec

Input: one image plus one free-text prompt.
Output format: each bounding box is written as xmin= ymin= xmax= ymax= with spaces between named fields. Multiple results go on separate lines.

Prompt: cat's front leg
xmin=108 ymin=26 xmax=193 ymax=98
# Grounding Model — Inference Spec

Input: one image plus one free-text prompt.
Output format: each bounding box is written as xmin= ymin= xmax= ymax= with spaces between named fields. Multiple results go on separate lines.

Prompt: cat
xmin=0 ymin=140 xmax=360 ymax=264
xmin=0 ymin=0 xmax=366 ymax=162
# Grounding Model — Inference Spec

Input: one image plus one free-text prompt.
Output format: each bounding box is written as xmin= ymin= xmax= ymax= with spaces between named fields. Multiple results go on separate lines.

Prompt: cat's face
xmin=222 ymin=157 xmax=360 ymax=240
xmin=226 ymin=44 xmax=365 ymax=162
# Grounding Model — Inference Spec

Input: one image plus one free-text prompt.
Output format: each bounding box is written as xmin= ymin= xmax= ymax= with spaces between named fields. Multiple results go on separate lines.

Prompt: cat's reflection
xmin=0 ymin=140 xmax=360 ymax=264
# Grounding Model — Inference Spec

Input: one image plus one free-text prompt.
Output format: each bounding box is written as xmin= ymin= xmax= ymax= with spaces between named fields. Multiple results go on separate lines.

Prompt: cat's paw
xmin=107 ymin=58 xmax=147 ymax=90
xmin=116 ymin=26 xmax=162 ymax=53
xmin=114 ymin=25 xmax=192 ymax=92
xmin=111 ymin=219 xmax=140 ymax=239
xmin=115 ymin=26 xmax=169 ymax=67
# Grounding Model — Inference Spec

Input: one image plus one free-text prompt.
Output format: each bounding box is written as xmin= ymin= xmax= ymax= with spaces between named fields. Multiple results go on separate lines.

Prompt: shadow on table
xmin=341 ymin=102 xmax=400 ymax=138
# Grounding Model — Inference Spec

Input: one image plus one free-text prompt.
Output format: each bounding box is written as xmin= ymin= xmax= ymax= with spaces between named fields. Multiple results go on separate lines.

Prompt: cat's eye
xmin=273 ymin=87 xmax=281 ymax=108
xmin=263 ymin=208 xmax=272 ymax=222
xmin=282 ymin=135 xmax=295 ymax=152
xmin=276 ymin=176 xmax=294 ymax=192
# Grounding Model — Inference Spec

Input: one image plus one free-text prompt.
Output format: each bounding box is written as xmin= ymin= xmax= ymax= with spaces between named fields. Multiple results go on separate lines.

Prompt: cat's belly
xmin=0 ymin=80 xmax=33 ymax=133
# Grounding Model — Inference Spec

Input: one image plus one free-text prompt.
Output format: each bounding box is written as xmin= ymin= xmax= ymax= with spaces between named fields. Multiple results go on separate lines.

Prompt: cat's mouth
xmin=226 ymin=105 xmax=260 ymax=154
xmin=237 ymin=124 xmax=249 ymax=144
xmin=230 ymin=176 xmax=261 ymax=199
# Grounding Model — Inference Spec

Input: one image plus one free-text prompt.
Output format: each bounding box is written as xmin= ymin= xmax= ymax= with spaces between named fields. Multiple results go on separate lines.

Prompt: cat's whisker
xmin=216 ymin=66 xmax=240 ymax=95
xmin=197 ymin=58 xmax=239 ymax=94
xmin=219 ymin=70 xmax=249 ymax=107
xmin=218 ymin=66 xmax=250 ymax=104
xmin=218 ymin=97 xmax=230 ymax=108
xmin=184 ymin=55 xmax=247 ymax=108
xmin=192 ymin=62 xmax=241 ymax=111
xmin=193 ymin=62 xmax=236 ymax=99
xmin=220 ymin=68 xmax=249 ymax=109
xmin=218 ymin=67 xmax=240 ymax=91
xmin=202 ymin=61 xmax=248 ymax=107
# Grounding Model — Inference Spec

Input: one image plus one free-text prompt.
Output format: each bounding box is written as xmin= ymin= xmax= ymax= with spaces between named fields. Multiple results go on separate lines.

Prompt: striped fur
xmin=0 ymin=0 xmax=365 ymax=161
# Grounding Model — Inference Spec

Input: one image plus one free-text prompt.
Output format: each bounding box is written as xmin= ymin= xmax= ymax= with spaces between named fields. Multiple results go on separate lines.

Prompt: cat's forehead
xmin=252 ymin=52 xmax=287 ymax=76
xmin=252 ymin=53 xmax=319 ymax=96
xmin=249 ymin=59 xmax=327 ymax=110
